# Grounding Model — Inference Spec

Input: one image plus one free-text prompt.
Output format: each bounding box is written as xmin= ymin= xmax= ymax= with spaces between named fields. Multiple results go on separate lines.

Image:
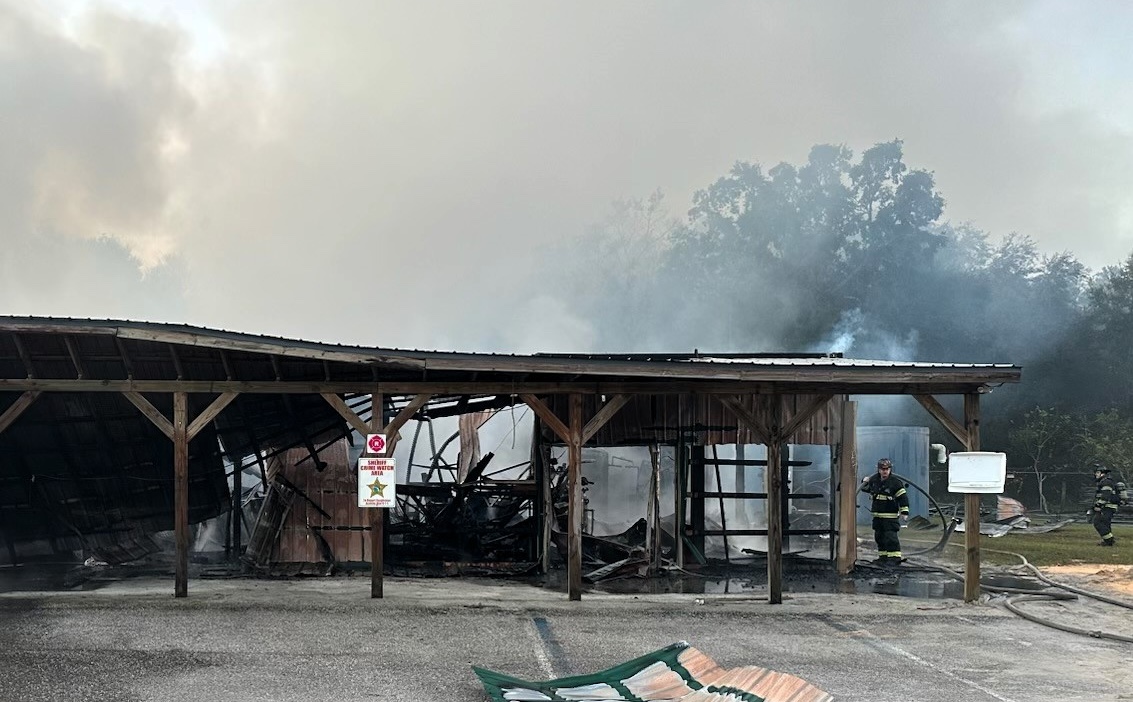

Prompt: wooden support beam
xmin=913 ymin=394 xmax=967 ymax=445
xmin=567 ymin=393 xmax=583 ymax=601
xmin=231 ymin=455 xmax=243 ymax=560
xmin=169 ymin=345 xmax=185 ymax=380
xmin=765 ymin=398 xmax=784 ymax=605
xmin=186 ymin=392 xmax=238 ymax=442
xmin=114 ymin=337 xmax=135 ymax=379
xmin=533 ymin=429 xmax=551 ymax=574
xmin=963 ymin=392 xmax=982 ymax=604
xmin=716 ymin=395 xmax=771 ymax=445
xmin=63 ymin=335 xmax=86 ymax=379
xmin=321 ymin=392 xmax=370 ymax=436
xmin=780 ymin=394 xmax=833 ymax=440
xmin=0 ymin=391 xmax=40 ymax=435
xmin=647 ymin=443 xmax=662 ymax=573
xmin=173 ymin=392 xmax=189 ymax=598
xmin=581 ymin=394 xmax=630 ymax=443
xmin=370 ymin=391 xmax=385 ymax=599
xmin=383 ymin=393 xmax=433 ymax=437
xmin=11 ymin=334 xmax=35 ymax=378
xmin=123 ymin=392 xmax=174 ymax=439
xmin=520 ymin=394 xmax=570 ymax=443
xmin=836 ymin=400 xmax=858 ymax=576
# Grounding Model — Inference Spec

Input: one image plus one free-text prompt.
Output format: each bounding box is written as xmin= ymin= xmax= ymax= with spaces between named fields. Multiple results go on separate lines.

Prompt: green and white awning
xmin=473 ymin=642 xmax=832 ymax=702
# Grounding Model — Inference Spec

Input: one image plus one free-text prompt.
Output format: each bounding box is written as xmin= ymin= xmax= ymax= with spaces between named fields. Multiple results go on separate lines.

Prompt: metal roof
xmin=0 ymin=316 xmax=1021 ymax=386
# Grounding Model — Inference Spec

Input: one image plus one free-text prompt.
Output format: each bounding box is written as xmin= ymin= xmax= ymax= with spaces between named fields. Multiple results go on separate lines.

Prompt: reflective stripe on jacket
xmin=1095 ymin=476 xmax=1120 ymax=510
xmin=861 ymin=474 xmax=910 ymax=518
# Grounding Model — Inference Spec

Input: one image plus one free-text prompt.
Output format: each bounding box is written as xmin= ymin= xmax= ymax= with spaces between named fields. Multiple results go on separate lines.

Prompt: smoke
xmin=3 ymin=1 xmax=1133 ymax=353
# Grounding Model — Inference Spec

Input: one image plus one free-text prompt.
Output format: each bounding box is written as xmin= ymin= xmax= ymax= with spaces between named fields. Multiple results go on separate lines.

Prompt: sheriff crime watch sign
xmin=358 ymin=457 xmax=396 ymax=508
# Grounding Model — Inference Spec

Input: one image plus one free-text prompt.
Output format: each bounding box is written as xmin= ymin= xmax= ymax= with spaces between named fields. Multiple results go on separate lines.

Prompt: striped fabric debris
xmin=473 ymin=641 xmax=832 ymax=702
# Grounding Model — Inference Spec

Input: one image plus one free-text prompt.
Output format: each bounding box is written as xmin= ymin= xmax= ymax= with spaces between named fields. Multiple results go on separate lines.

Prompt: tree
xmin=1075 ymin=408 xmax=1133 ymax=479
xmin=1008 ymin=406 xmax=1075 ymax=513
xmin=664 ymin=140 xmax=947 ymax=351
xmin=1078 ymin=253 xmax=1133 ymax=411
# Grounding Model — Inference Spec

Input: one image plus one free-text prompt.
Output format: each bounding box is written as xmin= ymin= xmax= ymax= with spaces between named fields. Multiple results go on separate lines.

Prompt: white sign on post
xmin=358 ymin=457 xmax=396 ymax=508
xmin=947 ymin=452 xmax=1007 ymax=493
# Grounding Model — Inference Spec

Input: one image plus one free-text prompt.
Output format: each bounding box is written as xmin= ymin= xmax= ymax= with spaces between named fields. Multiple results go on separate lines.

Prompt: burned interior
xmin=0 ymin=317 xmax=1021 ymax=602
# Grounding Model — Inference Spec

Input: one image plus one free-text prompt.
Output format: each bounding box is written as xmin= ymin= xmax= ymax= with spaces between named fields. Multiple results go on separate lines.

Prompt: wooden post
xmin=173 ymin=392 xmax=188 ymax=598
xmin=689 ymin=444 xmax=706 ymax=558
xmin=370 ymin=392 xmax=384 ymax=599
xmin=963 ymin=392 xmax=982 ymax=603
xmin=567 ymin=393 xmax=583 ymax=601
xmin=674 ymin=429 xmax=685 ymax=568
xmin=766 ymin=397 xmax=783 ymax=604
xmin=647 ymin=443 xmax=661 ymax=573
xmin=533 ymin=428 xmax=551 ymax=573
xmin=836 ymin=400 xmax=858 ymax=575
xmin=232 ymin=457 xmax=243 ymax=560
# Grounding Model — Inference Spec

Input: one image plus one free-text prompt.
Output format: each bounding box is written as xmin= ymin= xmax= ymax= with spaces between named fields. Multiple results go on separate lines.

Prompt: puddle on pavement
xmin=580 ymin=565 xmax=1049 ymax=600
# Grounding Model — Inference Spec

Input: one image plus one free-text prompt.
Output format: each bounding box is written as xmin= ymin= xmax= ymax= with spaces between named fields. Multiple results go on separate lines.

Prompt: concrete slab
xmin=1 ymin=576 xmax=1130 ymax=701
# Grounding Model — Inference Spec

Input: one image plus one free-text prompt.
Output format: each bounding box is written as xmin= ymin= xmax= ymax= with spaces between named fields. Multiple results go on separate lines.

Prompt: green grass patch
xmin=901 ymin=523 xmax=1133 ymax=567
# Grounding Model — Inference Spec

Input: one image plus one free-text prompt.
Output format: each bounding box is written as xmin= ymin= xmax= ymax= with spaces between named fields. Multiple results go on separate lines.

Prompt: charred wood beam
xmin=0 ymin=391 xmax=40 ymax=435
xmin=220 ymin=350 xmax=235 ymax=381
xmin=169 ymin=344 xmax=185 ymax=380
xmin=114 ymin=337 xmax=135 ymax=380
xmin=236 ymin=401 xmax=271 ymax=490
xmin=277 ymin=394 xmax=327 ymax=471
xmin=690 ymin=458 xmax=811 ymax=467
xmin=11 ymin=334 xmax=35 ymax=379
xmin=63 ymin=335 xmax=86 ymax=380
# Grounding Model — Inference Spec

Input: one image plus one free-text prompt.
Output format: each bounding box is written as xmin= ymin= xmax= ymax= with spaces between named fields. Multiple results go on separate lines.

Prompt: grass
xmin=901 ymin=522 xmax=1133 ymax=567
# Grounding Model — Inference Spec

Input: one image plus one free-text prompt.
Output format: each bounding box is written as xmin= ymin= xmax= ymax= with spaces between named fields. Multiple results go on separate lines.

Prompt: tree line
xmin=552 ymin=140 xmax=1133 ymax=512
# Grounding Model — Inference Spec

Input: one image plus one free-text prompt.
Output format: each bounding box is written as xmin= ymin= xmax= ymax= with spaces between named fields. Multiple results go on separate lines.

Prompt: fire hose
xmin=878 ymin=473 xmax=1133 ymax=643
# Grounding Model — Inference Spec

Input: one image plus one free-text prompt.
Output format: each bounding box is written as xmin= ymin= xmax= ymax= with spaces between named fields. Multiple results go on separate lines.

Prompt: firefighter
xmin=860 ymin=458 xmax=910 ymax=564
xmin=1091 ymin=464 xmax=1119 ymax=547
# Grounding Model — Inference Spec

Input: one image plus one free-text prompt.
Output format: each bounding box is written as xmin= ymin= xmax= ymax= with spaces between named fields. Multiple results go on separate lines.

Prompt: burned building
xmin=0 ymin=317 xmax=1020 ymax=602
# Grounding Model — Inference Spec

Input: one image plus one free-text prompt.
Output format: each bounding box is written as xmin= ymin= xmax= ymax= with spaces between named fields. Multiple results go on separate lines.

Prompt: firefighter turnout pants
xmin=1093 ymin=507 xmax=1116 ymax=543
xmin=872 ymin=517 xmax=902 ymax=559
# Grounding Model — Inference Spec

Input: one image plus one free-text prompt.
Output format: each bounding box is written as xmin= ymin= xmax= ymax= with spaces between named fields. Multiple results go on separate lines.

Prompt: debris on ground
xmin=474 ymin=641 xmax=832 ymax=702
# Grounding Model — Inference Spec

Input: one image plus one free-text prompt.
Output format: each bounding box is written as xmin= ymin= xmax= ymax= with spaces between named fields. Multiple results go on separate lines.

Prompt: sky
xmin=4 ymin=1 xmax=1133 ymax=352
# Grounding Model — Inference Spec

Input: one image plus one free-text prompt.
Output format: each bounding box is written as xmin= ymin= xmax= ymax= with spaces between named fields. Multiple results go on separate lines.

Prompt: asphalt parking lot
xmin=1 ymin=573 xmax=1131 ymax=701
